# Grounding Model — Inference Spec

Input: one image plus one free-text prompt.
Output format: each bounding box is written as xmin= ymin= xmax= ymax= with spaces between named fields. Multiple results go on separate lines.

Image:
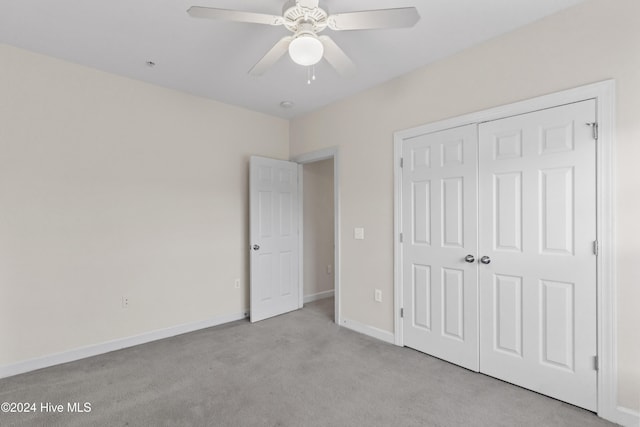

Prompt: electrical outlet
xmin=374 ymin=289 xmax=382 ymax=302
xmin=234 ymin=279 xmax=240 ymax=289
xmin=327 ymin=265 xmax=332 ymax=275
xmin=122 ymin=296 xmax=129 ymax=308
xmin=354 ymin=227 xmax=365 ymax=240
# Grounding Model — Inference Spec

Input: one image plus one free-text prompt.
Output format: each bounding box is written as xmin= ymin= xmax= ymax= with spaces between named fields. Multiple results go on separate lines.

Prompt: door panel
xmin=493 ymin=172 xmax=522 ymax=252
xmin=493 ymin=274 xmax=523 ymax=356
xmin=478 ymin=100 xmax=597 ymax=410
xmin=250 ymin=156 xmax=300 ymax=322
xmin=442 ymin=267 xmax=464 ymax=340
xmin=441 ymin=177 xmax=464 ymax=247
xmin=402 ymin=124 xmax=479 ymax=371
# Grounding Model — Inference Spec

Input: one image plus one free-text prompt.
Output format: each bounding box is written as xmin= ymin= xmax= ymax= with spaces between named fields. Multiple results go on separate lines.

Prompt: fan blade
xmin=319 ymin=36 xmax=356 ymax=77
xmin=328 ymin=7 xmax=419 ymax=31
xmin=249 ymin=36 xmax=293 ymax=76
xmin=187 ymin=6 xmax=284 ymax=26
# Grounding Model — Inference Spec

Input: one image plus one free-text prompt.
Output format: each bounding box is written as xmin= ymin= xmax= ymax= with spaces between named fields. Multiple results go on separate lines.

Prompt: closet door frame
xmin=393 ymin=80 xmax=616 ymax=420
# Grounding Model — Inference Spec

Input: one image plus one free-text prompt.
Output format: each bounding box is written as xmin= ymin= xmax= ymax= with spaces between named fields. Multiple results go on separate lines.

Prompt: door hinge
xmin=400 ymin=233 xmax=403 ymax=243
xmin=586 ymin=122 xmax=598 ymax=140
xmin=400 ymin=308 xmax=404 ymax=318
xmin=593 ymin=355 xmax=599 ymax=371
xmin=593 ymin=240 xmax=599 ymax=256
xmin=400 ymin=157 xmax=404 ymax=168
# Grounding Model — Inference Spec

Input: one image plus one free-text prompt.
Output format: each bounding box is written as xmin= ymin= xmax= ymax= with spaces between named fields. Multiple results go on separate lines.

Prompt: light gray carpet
xmin=0 ymin=298 xmax=615 ymax=427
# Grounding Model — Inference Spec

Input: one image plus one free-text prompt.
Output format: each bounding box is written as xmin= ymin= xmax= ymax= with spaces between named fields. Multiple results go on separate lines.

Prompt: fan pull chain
xmin=307 ymin=66 xmax=317 ymax=85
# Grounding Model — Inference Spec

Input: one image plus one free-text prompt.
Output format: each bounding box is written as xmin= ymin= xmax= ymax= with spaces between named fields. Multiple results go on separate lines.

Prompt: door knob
xmin=464 ymin=254 xmax=475 ymax=263
xmin=480 ymin=256 xmax=491 ymax=264
xmin=253 ymin=244 xmax=260 ymax=251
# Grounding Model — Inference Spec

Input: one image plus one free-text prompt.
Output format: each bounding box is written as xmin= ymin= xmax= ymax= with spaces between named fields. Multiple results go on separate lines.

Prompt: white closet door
xmin=478 ymin=100 xmax=597 ymax=410
xmin=402 ymin=124 xmax=479 ymax=371
xmin=249 ymin=156 xmax=300 ymax=323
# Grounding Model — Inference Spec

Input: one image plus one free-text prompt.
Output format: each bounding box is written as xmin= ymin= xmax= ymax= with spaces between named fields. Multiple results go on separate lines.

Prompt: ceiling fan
xmin=187 ymin=0 xmax=420 ymax=77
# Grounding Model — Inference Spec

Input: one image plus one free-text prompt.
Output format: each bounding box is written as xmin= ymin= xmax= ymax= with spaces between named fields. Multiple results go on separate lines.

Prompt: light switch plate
xmin=354 ymin=227 xmax=365 ymax=240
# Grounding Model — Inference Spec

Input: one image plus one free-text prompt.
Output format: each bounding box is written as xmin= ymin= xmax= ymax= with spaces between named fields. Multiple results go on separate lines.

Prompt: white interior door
xmin=249 ymin=156 xmax=300 ymax=322
xmin=478 ymin=100 xmax=597 ymax=410
xmin=401 ymin=124 xmax=479 ymax=371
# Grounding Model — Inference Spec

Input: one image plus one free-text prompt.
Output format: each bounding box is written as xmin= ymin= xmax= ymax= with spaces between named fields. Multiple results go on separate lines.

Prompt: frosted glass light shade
xmin=288 ymin=34 xmax=324 ymax=66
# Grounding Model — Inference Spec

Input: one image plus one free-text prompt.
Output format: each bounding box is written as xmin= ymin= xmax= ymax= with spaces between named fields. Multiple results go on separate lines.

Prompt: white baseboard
xmin=0 ymin=310 xmax=248 ymax=380
xmin=303 ymin=289 xmax=334 ymax=304
xmin=341 ymin=317 xmax=395 ymax=344
xmin=608 ymin=406 xmax=640 ymax=427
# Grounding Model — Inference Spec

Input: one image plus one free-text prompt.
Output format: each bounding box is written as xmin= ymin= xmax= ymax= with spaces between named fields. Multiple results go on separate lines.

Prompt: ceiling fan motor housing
xmin=282 ymin=0 xmax=328 ymax=33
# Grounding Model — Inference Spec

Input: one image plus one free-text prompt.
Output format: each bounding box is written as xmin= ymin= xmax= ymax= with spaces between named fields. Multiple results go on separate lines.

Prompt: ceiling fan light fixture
xmin=288 ymin=33 xmax=324 ymax=66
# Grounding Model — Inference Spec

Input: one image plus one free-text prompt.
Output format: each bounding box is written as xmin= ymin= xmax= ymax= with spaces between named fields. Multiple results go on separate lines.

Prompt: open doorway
xmin=293 ymin=148 xmax=340 ymax=324
xmin=302 ymin=159 xmax=334 ymax=320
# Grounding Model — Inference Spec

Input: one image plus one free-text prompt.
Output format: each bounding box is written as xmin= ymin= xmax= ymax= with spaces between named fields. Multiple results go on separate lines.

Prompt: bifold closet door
xmin=477 ymin=100 xmax=597 ymax=410
xmin=401 ymin=124 xmax=479 ymax=371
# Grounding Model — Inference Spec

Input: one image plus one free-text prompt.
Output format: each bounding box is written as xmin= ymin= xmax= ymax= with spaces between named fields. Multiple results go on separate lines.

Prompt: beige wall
xmin=290 ymin=0 xmax=639 ymax=411
xmin=303 ymin=159 xmax=334 ymax=298
xmin=0 ymin=44 xmax=289 ymax=366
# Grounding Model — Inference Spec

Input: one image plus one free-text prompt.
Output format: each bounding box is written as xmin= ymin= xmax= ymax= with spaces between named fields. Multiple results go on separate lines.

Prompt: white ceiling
xmin=0 ymin=0 xmax=586 ymax=119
